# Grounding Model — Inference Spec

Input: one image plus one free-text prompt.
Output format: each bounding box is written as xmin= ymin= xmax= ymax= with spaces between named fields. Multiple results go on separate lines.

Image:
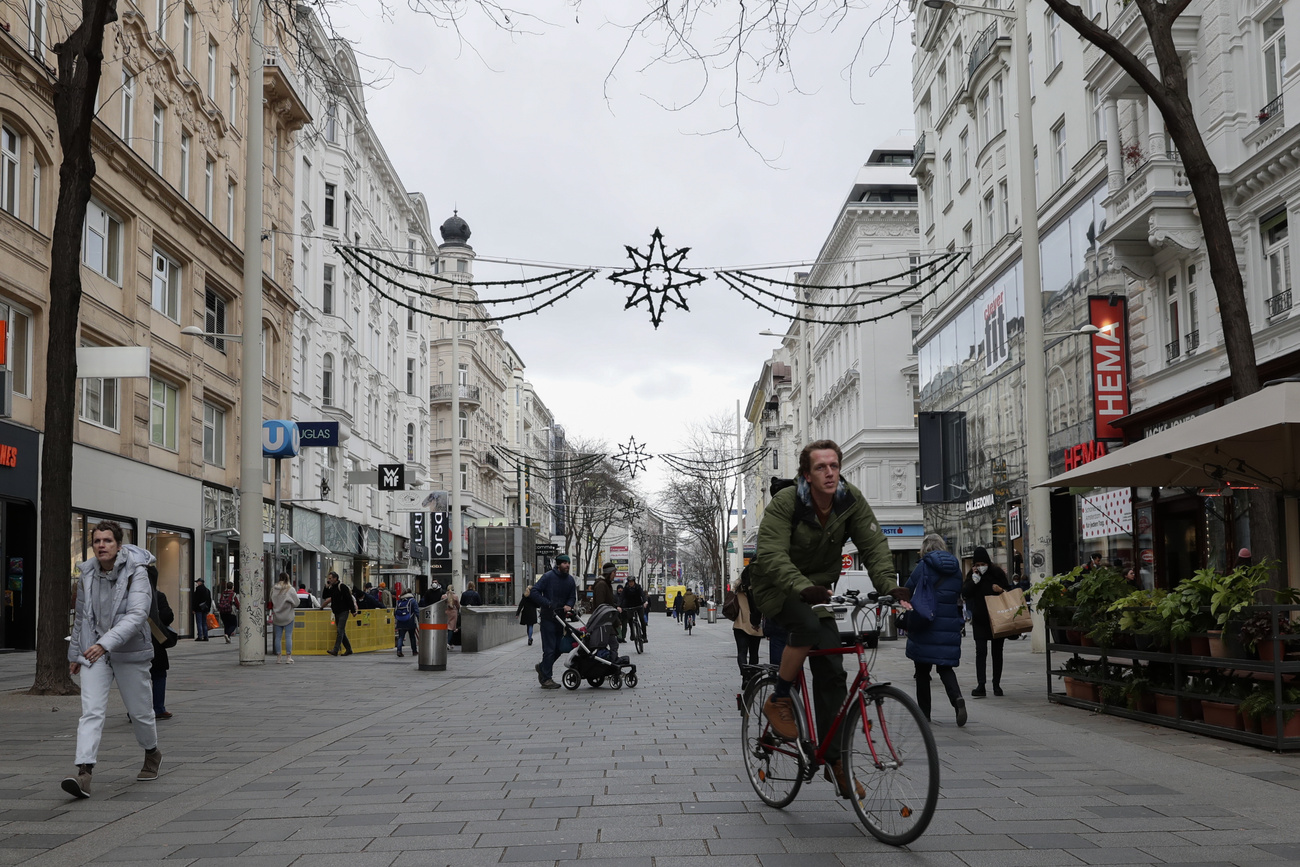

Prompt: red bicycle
xmin=738 ymin=591 xmax=939 ymax=846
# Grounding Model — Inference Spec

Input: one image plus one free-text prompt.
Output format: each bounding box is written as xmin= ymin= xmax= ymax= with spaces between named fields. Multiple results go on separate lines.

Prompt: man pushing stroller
xmin=530 ymin=554 xmax=576 ymax=689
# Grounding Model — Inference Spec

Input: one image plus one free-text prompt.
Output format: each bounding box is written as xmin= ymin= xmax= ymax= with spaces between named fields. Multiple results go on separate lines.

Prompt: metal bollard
xmin=418 ymin=598 xmax=448 ymax=671
xmin=879 ymin=606 xmax=899 ymax=641
xmin=707 ymin=602 xmax=718 ymax=624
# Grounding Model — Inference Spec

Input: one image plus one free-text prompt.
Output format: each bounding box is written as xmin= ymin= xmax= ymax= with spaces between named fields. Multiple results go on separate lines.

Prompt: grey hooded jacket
xmin=69 ymin=543 xmax=156 ymax=665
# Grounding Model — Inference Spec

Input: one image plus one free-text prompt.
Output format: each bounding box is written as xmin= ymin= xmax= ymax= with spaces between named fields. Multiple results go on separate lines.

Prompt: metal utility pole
xmin=450 ymin=278 xmax=461 ymax=594
xmin=238 ymin=0 xmax=266 ymax=666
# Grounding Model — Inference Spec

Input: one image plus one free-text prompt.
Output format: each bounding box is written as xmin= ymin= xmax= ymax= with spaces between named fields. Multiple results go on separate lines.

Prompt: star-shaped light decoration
xmin=612 ymin=437 xmax=653 ymax=478
xmin=609 ymin=229 xmax=706 ymax=329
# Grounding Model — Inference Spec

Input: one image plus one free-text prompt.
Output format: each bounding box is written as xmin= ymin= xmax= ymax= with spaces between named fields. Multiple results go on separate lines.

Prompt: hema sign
xmin=1089 ymin=296 xmax=1130 ymax=441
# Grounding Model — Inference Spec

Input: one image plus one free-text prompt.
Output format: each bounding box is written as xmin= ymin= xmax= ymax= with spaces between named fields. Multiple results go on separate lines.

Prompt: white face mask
xmin=976 ymin=564 xmax=988 ymax=575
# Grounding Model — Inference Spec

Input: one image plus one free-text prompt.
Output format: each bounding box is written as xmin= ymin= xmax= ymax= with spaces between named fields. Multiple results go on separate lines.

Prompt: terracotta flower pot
xmin=1207 ymin=630 xmax=1228 ymax=658
xmin=1154 ymin=692 xmax=1178 ymax=717
xmin=1180 ymin=698 xmax=1204 ymax=722
xmin=1189 ymin=636 xmax=1212 ymax=657
xmin=1260 ymin=714 xmax=1300 ymax=738
xmin=1201 ymin=700 xmax=1244 ymax=730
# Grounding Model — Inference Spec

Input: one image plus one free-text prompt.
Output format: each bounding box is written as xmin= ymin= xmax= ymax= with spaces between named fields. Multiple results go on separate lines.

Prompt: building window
xmin=1045 ymin=9 xmax=1062 ymax=71
xmin=1264 ymin=211 xmax=1292 ymax=313
xmin=121 ymin=69 xmax=135 ymax=142
xmin=456 ymin=259 xmax=467 ymax=273
xmin=1027 ymin=35 xmax=1035 ymax=98
xmin=997 ymin=179 xmax=1009 ymax=235
xmin=323 ymin=182 xmax=335 ymax=227
xmin=407 ymin=238 xmax=417 ymax=267
xmin=226 ymin=180 xmax=236 ymax=237
xmin=152 ymin=248 xmax=181 ymax=321
xmin=406 ymin=358 xmax=415 ymax=394
xmin=204 ymin=287 xmax=227 ymax=352
xmin=1 ymin=126 xmax=19 ymax=216
xmin=322 ymin=352 xmax=335 ymax=406
xmin=460 ymin=462 xmax=468 ymax=491
xmin=1089 ymin=88 xmax=1106 ymax=144
xmin=182 ymin=7 xmax=193 ymax=70
xmin=79 ymin=350 xmax=118 ymax=430
xmin=1264 ymin=12 xmax=1287 ymax=106
xmin=983 ymin=191 xmax=995 ymax=246
xmin=151 ymin=104 xmax=165 ymax=172
xmin=325 ymin=101 xmax=338 ymax=143
xmin=203 ymin=158 xmax=214 ymax=220
xmin=977 ymin=87 xmax=990 ymax=149
xmin=155 ymin=0 xmax=166 ymax=33
xmin=942 ymin=152 xmax=952 ymax=204
xmin=958 ymin=129 xmax=969 ymax=186
xmin=322 ymin=263 xmax=335 ymax=313
xmin=1 ymin=306 xmax=29 ymax=396
xmin=343 ymin=192 xmax=351 ymax=235
xmin=1051 ymin=119 xmax=1067 ymax=188
xmin=28 ymin=0 xmax=46 ymax=55
xmin=407 ymin=297 xmax=417 ymax=331
xmin=993 ymin=75 xmax=1005 ymax=134
xmin=203 ymin=403 xmax=225 ymax=465
xmin=179 ymin=132 xmax=191 ymax=197
xmin=406 ymin=423 xmax=416 ymax=462
xmin=149 ymin=377 xmax=179 ymax=450
xmin=229 ymin=68 xmax=238 ymax=120
xmin=458 ymin=409 xmax=468 ymax=439
xmin=83 ymin=199 xmax=122 ymax=282
xmin=206 ymin=39 xmax=217 ymax=98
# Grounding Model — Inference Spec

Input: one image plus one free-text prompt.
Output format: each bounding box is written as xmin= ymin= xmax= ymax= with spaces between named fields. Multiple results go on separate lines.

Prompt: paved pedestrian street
xmin=1 ymin=619 xmax=1298 ymax=867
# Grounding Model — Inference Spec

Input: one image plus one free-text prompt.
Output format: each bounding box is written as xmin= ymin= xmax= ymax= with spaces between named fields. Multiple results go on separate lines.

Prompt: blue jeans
xmin=273 ymin=623 xmax=293 ymax=656
xmin=764 ymin=617 xmax=788 ymax=666
xmin=151 ymin=672 xmax=167 ymax=715
xmin=539 ymin=617 xmax=563 ymax=681
xmin=194 ymin=609 xmax=209 ymax=640
xmin=396 ymin=623 xmax=417 ymax=652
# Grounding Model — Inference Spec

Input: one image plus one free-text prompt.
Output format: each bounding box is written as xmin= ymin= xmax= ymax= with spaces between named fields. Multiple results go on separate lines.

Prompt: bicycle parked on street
xmin=737 ymin=591 xmax=939 ymax=846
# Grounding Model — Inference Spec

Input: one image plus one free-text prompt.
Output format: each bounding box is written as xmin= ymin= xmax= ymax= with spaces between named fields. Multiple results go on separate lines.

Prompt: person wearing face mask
xmin=962 ymin=546 xmax=1008 ymax=698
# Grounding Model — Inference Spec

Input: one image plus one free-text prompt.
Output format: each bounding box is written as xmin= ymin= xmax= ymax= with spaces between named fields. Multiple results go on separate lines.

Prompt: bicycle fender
xmin=863 ymin=681 xmax=894 ymax=694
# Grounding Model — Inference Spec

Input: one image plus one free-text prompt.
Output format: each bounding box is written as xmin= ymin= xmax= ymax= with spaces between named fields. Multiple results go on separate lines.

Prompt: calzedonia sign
xmin=1089 ymin=296 xmax=1130 ymax=440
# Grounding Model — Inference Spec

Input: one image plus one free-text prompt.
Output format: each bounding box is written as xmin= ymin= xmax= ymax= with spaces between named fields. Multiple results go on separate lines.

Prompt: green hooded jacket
xmin=751 ymin=480 xmax=899 ymax=618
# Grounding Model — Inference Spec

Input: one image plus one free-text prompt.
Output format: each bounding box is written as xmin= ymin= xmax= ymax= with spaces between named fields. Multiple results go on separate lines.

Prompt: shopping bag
xmin=206 ymin=612 xmax=221 ymax=630
xmin=986 ymin=588 xmax=1033 ymax=638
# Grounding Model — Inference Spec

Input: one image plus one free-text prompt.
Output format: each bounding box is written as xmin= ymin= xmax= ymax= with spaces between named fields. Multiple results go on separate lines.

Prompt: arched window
xmin=322 ymin=353 xmax=334 ymax=405
xmin=406 ymin=423 xmax=415 ymax=461
xmin=458 ymin=410 xmax=468 ymax=440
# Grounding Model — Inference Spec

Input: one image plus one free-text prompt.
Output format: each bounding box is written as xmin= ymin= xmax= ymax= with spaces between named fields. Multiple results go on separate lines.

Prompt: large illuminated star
xmin=612 ymin=437 xmax=653 ymax=478
xmin=609 ymin=229 xmax=705 ymax=329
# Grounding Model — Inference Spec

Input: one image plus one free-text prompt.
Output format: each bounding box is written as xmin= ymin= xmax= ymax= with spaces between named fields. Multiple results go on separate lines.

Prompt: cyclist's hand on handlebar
xmin=799 ymin=586 xmax=832 ymax=605
xmin=891 ymin=586 xmax=912 ymax=603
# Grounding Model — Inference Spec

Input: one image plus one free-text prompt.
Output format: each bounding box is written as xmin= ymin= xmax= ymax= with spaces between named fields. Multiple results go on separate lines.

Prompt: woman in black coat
xmin=962 ymin=546 xmax=1008 ymax=697
xmin=516 ymin=587 xmax=539 ymax=645
xmin=146 ymin=565 xmax=174 ymax=720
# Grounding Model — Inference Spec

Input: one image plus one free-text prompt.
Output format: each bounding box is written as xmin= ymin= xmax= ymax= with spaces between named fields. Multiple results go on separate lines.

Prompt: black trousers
xmin=913 ymin=661 xmax=962 ymax=719
xmin=974 ymin=636 xmax=1005 ymax=688
xmin=733 ymin=630 xmax=761 ymax=672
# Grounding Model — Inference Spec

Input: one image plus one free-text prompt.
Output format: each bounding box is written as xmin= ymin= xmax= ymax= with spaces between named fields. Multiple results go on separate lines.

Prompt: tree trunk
xmin=31 ymin=0 xmax=118 ymax=695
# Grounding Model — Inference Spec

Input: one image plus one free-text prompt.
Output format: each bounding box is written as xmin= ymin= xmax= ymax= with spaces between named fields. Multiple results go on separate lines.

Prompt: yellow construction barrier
xmin=287 ymin=609 xmax=395 ymax=655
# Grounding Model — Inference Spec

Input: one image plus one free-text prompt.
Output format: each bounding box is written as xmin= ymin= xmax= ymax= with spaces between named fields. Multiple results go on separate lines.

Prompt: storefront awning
xmin=263 ymin=533 xmax=302 ymax=549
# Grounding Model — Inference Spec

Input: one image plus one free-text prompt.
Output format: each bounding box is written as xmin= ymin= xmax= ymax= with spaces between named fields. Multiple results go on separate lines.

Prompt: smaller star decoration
xmin=609 ymin=228 xmax=706 ymax=329
xmin=612 ymin=437 xmax=653 ymax=478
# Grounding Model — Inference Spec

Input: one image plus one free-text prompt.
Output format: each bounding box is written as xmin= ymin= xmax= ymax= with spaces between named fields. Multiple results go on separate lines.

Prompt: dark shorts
xmin=770 ymin=593 xmax=837 ymax=648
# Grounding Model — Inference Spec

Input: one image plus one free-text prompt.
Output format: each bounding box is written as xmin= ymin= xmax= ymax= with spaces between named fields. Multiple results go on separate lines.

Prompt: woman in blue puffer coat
xmin=905 ymin=534 xmax=967 ymax=727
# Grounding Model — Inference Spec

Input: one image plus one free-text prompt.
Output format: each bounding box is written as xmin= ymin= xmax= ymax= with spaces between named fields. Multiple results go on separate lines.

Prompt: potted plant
xmin=1237 ymin=609 xmax=1296 ymax=661
xmin=1122 ymin=662 xmax=1155 ymax=713
xmin=1074 ymin=567 xmax=1131 ymax=649
xmin=1109 ymin=588 xmax=1170 ymax=650
xmin=1061 ymin=656 xmax=1100 ymax=702
xmin=1240 ymin=685 xmax=1300 ymax=737
xmin=1035 ymin=568 xmax=1081 ymax=642
xmin=1156 ymin=568 xmax=1219 ymax=655
xmin=1199 ymin=671 xmax=1249 ymax=730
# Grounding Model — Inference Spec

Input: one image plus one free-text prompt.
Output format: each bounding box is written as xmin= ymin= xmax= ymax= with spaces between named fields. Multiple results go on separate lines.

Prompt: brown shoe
xmin=825 ymin=760 xmax=865 ymax=800
xmin=137 ymin=748 xmax=162 ymax=782
xmin=62 ymin=766 xmax=92 ymax=799
xmin=762 ymin=696 xmax=798 ymax=740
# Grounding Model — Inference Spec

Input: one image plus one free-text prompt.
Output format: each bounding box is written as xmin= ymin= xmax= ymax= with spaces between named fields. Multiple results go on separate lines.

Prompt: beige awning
xmin=1041 ymin=379 xmax=1300 ymax=492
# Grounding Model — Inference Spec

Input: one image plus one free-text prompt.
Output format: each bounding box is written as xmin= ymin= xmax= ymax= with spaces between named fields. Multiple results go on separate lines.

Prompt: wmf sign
xmin=377 ymin=463 xmax=405 ymax=491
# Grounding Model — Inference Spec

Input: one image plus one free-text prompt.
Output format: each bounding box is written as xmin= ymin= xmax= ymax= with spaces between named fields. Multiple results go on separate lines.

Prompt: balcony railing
xmin=967 ymin=22 xmax=1000 ymax=83
xmin=1165 ymin=337 xmax=1180 ymax=365
xmin=1259 ymin=94 xmax=1284 ymax=125
xmin=1268 ymin=288 xmax=1293 ymax=317
xmin=429 ymin=383 xmax=481 ymax=403
xmin=1184 ymin=330 xmax=1200 ymax=354
xmin=913 ymin=132 xmax=927 ymax=166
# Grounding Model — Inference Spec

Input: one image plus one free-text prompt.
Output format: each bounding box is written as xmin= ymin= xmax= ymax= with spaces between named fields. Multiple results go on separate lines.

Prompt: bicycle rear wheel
xmin=740 ymin=676 xmax=805 ymax=808
xmin=840 ymin=684 xmax=939 ymax=846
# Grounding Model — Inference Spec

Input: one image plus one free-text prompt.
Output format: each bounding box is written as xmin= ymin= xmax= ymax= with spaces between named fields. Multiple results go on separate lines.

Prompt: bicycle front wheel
xmin=840 ymin=684 xmax=939 ymax=846
xmin=739 ymin=676 xmax=805 ymax=808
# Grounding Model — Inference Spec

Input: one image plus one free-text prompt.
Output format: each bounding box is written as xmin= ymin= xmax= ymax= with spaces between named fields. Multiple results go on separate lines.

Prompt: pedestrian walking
xmin=446 ymin=586 xmax=461 ymax=646
xmin=63 ymin=521 xmax=162 ymax=799
xmin=322 ymin=572 xmax=357 ymax=656
xmin=530 ymin=553 xmax=577 ymax=689
xmin=673 ymin=591 xmax=683 ymax=621
xmin=460 ymin=582 xmax=482 ymax=606
xmin=216 ymin=580 xmax=238 ymax=643
xmin=377 ymin=582 xmax=394 ymax=609
xmin=422 ymin=580 xmax=445 ymax=606
xmin=515 ymin=587 xmax=539 ymax=645
xmin=729 ymin=567 xmax=763 ymax=680
xmin=192 ymin=578 xmax=211 ymax=641
xmin=905 ymin=534 xmax=967 ymax=726
xmin=270 ymin=573 xmax=297 ymax=664
xmin=592 ymin=563 xmax=617 ymax=610
xmin=394 ymin=587 xmax=418 ymax=657
xmin=963 ymin=546 xmax=1008 ymax=697
xmin=146 ymin=565 xmax=176 ymax=721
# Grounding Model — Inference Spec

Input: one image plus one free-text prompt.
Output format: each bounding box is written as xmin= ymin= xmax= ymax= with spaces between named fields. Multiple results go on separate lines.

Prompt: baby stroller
xmin=557 ymin=604 xmax=638 ymax=689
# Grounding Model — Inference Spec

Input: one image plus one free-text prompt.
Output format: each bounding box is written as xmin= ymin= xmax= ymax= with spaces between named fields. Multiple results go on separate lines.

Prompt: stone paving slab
xmin=2 ymin=618 xmax=1299 ymax=866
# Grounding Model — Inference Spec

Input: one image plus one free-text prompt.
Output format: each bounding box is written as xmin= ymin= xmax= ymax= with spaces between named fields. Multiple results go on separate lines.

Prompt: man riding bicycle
xmin=750 ymin=440 xmax=909 ymax=799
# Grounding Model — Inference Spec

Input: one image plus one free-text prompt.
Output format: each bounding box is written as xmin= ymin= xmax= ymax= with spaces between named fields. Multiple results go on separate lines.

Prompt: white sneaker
xmin=285 ymin=656 xmax=293 ymax=664
xmin=276 ymin=655 xmax=283 ymax=664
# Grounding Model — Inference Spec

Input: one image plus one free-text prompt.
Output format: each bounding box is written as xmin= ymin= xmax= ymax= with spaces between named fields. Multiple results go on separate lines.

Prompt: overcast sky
xmin=330 ymin=0 xmax=917 ymax=495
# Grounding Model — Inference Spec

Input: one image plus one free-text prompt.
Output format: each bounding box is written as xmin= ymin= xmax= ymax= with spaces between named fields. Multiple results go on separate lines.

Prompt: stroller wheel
xmin=609 ymin=672 xmax=623 ymax=690
xmin=587 ymin=676 xmax=605 ymax=688
xmin=625 ymin=671 xmax=638 ymax=688
xmin=561 ymin=669 xmax=581 ymax=690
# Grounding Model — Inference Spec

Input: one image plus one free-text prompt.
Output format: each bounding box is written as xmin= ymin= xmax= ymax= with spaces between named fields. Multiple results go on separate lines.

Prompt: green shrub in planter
xmin=1240 ymin=685 xmax=1300 ymax=723
xmin=1075 ymin=567 xmax=1131 ymax=647
xmin=1109 ymin=588 xmax=1170 ymax=646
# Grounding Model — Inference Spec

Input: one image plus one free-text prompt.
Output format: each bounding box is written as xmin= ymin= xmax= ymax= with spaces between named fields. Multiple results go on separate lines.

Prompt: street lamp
xmin=1044 ymin=324 xmax=1101 ymax=338
xmin=924 ymin=0 xmax=1053 ymax=646
xmin=181 ymin=326 xmax=244 ymax=342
